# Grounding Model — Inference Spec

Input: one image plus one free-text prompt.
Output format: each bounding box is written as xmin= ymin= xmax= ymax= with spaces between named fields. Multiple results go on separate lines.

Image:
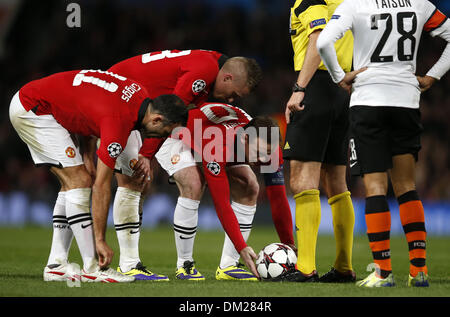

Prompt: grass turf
xmin=0 ymin=225 xmax=449 ymax=299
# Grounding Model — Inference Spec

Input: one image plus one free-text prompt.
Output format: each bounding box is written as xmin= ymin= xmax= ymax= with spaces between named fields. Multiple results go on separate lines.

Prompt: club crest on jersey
xmin=206 ymin=161 xmax=221 ymax=176
xmin=171 ymin=154 xmax=181 ymax=165
xmin=65 ymin=147 xmax=76 ymax=158
xmin=107 ymin=142 xmax=122 ymax=158
xmin=129 ymin=159 xmax=137 ymax=170
xmin=192 ymin=79 xmax=206 ymax=93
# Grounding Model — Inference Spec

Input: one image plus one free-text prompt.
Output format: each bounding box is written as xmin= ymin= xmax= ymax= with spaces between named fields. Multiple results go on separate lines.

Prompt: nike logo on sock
xmin=180 ymin=235 xmax=194 ymax=240
xmin=81 ymin=222 xmax=93 ymax=229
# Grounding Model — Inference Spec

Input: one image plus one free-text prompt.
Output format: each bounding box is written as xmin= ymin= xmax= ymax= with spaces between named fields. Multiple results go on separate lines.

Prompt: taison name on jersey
xmin=374 ymin=0 xmax=412 ymax=9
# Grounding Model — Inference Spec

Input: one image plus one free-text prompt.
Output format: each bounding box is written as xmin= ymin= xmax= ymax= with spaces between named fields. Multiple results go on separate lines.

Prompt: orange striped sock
xmin=365 ymin=195 xmax=392 ymax=278
xmin=398 ymin=190 xmax=427 ymax=277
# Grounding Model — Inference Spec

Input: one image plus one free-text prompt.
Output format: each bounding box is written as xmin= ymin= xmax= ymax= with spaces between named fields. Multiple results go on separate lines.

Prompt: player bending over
xmin=157 ymin=102 xmax=284 ymax=279
xmin=9 ymin=69 xmax=187 ymax=282
xmin=101 ymin=49 xmax=294 ymax=281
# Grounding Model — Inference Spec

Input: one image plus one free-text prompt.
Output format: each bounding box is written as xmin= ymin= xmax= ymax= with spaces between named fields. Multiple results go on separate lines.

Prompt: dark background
xmin=0 ymin=0 xmax=448 ymax=230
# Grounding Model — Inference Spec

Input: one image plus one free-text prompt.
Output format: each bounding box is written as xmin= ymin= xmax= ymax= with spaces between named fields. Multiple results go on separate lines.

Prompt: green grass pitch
xmin=0 ymin=225 xmax=449 ymax=299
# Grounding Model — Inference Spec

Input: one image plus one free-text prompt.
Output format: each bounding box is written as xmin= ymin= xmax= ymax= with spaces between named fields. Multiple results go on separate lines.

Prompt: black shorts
xmin=349 ymin=106 xmax=423 ymax=176
xmin=283 ymin=70 xmax=350 ymax=165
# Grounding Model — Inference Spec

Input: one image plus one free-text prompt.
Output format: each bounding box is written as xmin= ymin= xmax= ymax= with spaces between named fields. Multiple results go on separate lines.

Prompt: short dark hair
xmin=243 ymin=116 xmax=281 ymax=145
xmin=149 ymin=94 xmax=188 ymax=126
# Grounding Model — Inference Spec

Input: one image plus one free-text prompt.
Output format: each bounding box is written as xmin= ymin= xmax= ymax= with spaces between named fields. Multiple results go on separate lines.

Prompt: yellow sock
xmin=294 ymin=189 xmax=321 ymax=274
xmin=328 ymin=191 xmax=355 ymax=273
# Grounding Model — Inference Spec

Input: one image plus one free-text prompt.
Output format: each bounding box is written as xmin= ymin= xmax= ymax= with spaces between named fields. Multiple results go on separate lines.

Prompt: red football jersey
xmin=109 ymin=49 xmax=226 ymax=105
xmin=175 ymin=103 xmax=253 ymax=252
xmin=108 ymin=49 xmax=227 ymax=158
xmin=19 ymin=69 xmax=150 ymax=170
xmin=177 ymin=103 xmax=285 ymax=252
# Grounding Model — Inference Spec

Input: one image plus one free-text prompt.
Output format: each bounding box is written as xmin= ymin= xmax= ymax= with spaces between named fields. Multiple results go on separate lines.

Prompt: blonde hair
xmin=223 ymin=57 xmax=262 ymax=92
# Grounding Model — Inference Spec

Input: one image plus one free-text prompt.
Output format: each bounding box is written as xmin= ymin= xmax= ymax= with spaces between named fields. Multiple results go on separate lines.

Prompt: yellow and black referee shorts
xmin=283 ymin=70 xmax=350 ymax=166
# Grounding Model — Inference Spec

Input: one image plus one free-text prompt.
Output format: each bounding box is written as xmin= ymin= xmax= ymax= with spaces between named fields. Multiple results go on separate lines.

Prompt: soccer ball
xmin=256 ymin=243 xmax=297 ymax=280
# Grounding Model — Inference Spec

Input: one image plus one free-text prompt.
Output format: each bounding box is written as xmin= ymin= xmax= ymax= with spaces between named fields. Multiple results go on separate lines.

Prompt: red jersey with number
xmin=108 ymin=49 xmax=227 ymax=158
xmin=174 ymin=103 xmax=282 ymax=253
xmin=18 ymin=69 xmax=150 ymax=170
xmin=175 ymin=103 xmax=252 ymax=252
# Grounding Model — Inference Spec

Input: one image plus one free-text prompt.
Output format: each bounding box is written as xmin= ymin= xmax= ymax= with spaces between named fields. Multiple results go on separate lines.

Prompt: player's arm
xmin=286 ymin=4 xmax=327 ymax=123
xmin=91 ymin=123 xmax=127 ymax=268
xmin=203 ymin=162 xmax=259 ymax=277
xmin=420 ymin=9 xmax=450 ymax=92
xmin=173 ymin=60 xmax=217 ymax=105
xmin=91 ymin=157 xmax=114 ymax=268
xmin=316 ymin=3 xmax=366 ymax=93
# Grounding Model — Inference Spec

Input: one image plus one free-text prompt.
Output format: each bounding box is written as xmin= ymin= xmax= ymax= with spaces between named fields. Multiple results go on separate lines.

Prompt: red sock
xmin=266 ymin=185 xmax=294 ymax=246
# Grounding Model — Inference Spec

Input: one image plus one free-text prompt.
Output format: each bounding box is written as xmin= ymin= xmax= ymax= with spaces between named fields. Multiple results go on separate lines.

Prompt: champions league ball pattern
xmin=256 ymin=243 xmax=297 ymax=280
xmin=107 ymin=142 xmax=123 ymax=158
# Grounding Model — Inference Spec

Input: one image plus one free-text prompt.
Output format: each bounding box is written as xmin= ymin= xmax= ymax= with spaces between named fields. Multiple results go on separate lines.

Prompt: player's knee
xmin=178 ymin=176 xmax=205 ymax=200
xmin=246 ymin=176 xmax=259 ymax=200
xmin=391 ymin=180 xmax=416 ymax=198
xmin=74 ymin=170 xmax=93 ymax=189
xmin=116 ymin=173 xmax=144 ymax=192
xmin=289 ymin=178 xmax=317 ymax=195
xmin=52 ymin=165 xmax=92 ymax=189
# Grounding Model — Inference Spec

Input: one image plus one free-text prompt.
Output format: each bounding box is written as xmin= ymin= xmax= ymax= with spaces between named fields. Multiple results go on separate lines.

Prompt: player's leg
xmin=318 ymin=95 xmax=356 ymax=283
xmin=349 ymin=106 xmax=395 ymax=287
xmin=171 ymin=165 xmax=205 ymax=279
xmin=282 ymin=71 xmax=340 ymax=282
xmin=215 ymin=165 xmax=258 ymax=281
xmin=319 ymin=164 xmax=356 ymax=282
xmin=45 ymin=191 xmax=74 ymax=272
xmin=262 ymin=164 xmax=295 ymax=249
xmin=289 ymin=160 xmax=322 ymax=279
xmin=49 ymin=164 xmax=98 ymax=273
xmin=155 ymin=138 xmax=204 ymax=280
xmin=388 ymin=107 xmax=428 ymax=287
xmin=113 ymin=131 xmax=168 ymax=281
xmin=390 ymin=154 xmax=428 ymax=286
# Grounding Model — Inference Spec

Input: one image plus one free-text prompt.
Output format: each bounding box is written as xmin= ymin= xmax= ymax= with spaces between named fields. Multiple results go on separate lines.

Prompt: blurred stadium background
xmin=0 ymin=0 xmax=448 ymax=235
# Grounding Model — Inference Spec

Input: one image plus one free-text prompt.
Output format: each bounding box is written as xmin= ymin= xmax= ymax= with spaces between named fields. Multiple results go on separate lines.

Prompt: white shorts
xmin=9 ymin=91 xmax=84 ymax=168
xmin=10 ymin=91 xmax=141 ymax=175
xmin=155 ymin=138 xmax=197 ymax=176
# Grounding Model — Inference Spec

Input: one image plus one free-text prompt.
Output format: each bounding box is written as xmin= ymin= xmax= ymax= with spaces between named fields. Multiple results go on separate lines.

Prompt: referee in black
xmin=282 ymin=0 xmax=360 ymax=283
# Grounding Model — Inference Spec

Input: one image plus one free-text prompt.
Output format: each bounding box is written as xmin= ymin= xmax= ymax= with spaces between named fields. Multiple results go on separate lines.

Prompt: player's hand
xmin=240 ymin=246 xmax=260 ymax=279
xmin=417 ymin=75 xmax=436 ymax=92
xmin=285 ymin=91 xmax=305 ymax=124
xmin=338 ymin=67 xmax=367 ymax=94
xmin=95 ymin=240 xmax=114 ymax=269
xmin=132 ymin=154 xmax=152 ymax=183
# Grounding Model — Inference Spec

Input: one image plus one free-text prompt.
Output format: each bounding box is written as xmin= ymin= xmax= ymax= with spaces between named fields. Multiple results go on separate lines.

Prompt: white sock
xmin=47 ymin=192 xmax=74 ymax=266
xmin=113 ymin=187 xmax=142 ymax=272
xmin=65 ymin=188 xmax=97 ymax=272
xmin=173 ymin=197 xmax=200 ymax=269
xmin=219 ymin=201 xmax=256 ymax=269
